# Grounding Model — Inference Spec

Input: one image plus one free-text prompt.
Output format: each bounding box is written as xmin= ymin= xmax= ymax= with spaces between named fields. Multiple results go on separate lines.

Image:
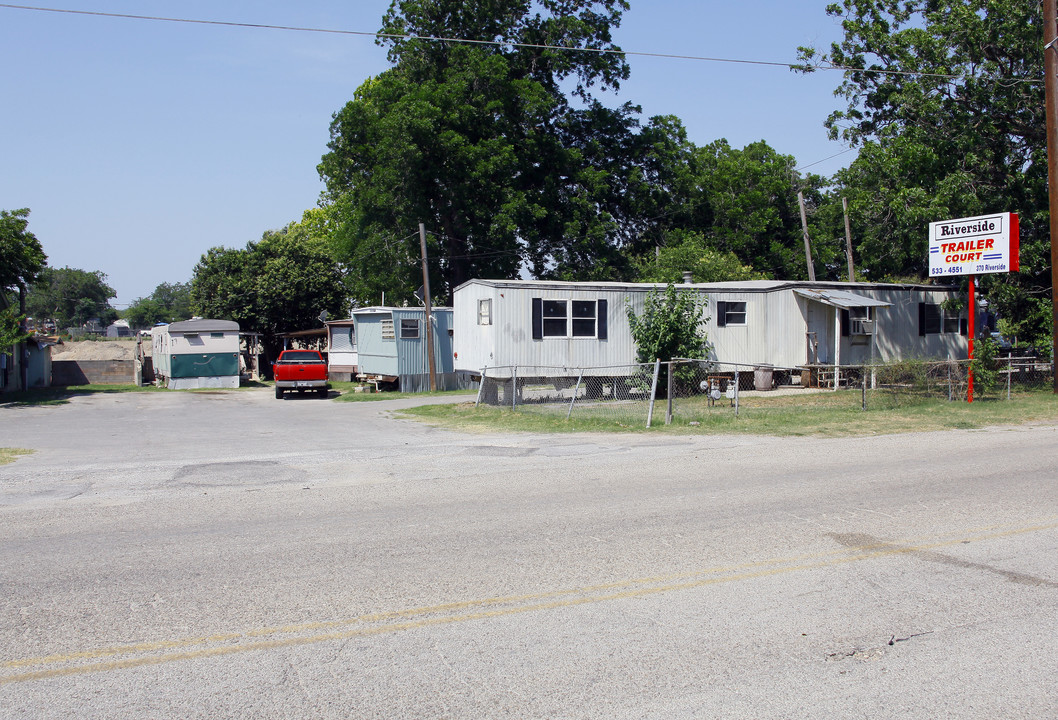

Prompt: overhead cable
xmin=0 ymin=3 xmax=1042 ymax=84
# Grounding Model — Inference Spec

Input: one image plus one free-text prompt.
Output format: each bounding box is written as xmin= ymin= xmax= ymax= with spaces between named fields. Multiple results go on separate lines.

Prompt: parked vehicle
xmin=272 ymin=349 xmax=329 ymax=399
xmin=988 ymin=332 xmax=1014 ymax=355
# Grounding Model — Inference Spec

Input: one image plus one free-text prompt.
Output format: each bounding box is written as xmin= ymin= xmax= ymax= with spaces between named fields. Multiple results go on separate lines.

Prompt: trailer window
xmin=532 ymin=299 xmax=608 ymax=339
xmin=716 ymin=301 xmax=747 ymax=327
xmin=400 ymin=319 xmax=420 ymax=339
xmin=919 ymin=303 xmax=961 ymax=335
xmin=541 ymin=300 xmax=567 ymax=337
xmin=478 ymin=299 xmax=492 ymax=326
xmin=571 ymin=301 xmax=597 ymax=337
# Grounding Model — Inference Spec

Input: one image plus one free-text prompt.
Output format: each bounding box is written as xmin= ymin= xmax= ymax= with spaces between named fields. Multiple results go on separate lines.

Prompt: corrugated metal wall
xmin=353 ymin=312 xmax=399 ymax=376
xmin=455 ymin=280 xmax=967 ymax=374
xmin=456 ymin=282 xmax=653 ymax=375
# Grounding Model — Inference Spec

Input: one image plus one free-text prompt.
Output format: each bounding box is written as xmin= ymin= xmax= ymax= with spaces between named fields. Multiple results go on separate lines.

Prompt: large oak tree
xmin=799 ymin=0 xmax=1050 ymax=344
xmin=318 ymin=0 xmax=637 ymax=304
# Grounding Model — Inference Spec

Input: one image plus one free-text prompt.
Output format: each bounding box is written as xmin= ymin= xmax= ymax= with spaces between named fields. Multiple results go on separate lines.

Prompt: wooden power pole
xmin=842 ymin=197 xmax=856 ymax=282
xmin=418 ymin=223 xmax=437 ymax=392
xmin=1045 ymin=0 xmax=1058 ymax=393
xmin=798 ymin=191 xmax=816 ymax=282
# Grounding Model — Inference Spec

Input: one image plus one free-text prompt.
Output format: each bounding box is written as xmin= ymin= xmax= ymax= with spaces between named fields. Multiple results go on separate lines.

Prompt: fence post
xmin=1006 ymin=356 xmax=1012 ymax=401
xmin=646 ymin=359 xmax=661 ymax=428
xmin=666 ymin=359 xmax=674 ymax=425
xmin=567 ymin=371 xmax=583 ymax=420
xmin=733 ymin=369 xmax=740 ymax=417
xmin=512 ymin=365 xmax=517 ymax=409
xmin=475 ymin=365 xmax=487 ymax=407
xmin=861 ymin=365 xmax=867 ymax=411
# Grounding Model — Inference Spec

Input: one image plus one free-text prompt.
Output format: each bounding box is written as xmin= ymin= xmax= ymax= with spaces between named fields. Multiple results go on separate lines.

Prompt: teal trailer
xmin=152 ymin=319 xmax=240 ymax=389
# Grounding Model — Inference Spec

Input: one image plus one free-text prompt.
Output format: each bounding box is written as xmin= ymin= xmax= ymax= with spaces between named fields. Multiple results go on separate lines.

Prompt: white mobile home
xmin=452 ymin=279 xmax=966 ymax=376
xmin=151 ymin=319 xmax=241 ymax=389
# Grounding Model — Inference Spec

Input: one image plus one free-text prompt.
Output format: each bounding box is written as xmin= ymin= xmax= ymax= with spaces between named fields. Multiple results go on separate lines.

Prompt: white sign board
xmin=928 ymin=212 xmax=1019 ymax=278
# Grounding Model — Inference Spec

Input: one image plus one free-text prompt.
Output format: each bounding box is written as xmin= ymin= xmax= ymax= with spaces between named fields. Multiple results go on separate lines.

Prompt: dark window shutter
xmin=532 ymin=298 xmax=543 ymax=340
xmin=597 ymin=299 xmax=607 ymax=339
xmin=918 ymin=303 xmax=926 ymax=337
xmin=840 ymin=309 xmax=850 ymax=337
xmin=960 ymin=318 xmax=968 ymax=336
xmin=716 ymin=301 xmax=727 ymax=328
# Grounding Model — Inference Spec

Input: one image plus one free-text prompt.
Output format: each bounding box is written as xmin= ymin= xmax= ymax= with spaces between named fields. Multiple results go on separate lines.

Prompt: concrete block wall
xmin=52 ymin=360 xmax=138 ymax=386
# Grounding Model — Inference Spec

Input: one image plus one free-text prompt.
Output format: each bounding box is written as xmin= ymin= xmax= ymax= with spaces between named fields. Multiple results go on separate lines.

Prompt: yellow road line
xmin=4 ymin=518 xmax=1056 ymax=684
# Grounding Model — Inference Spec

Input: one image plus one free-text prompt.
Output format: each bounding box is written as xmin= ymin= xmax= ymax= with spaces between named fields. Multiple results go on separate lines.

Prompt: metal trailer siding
xmin=354 ymin=307 xmax=459 ymax=390
xmin=454 ymin=280 xmax=654 ymax=375
xmin=390 ymin=308 xmax=455 ymax=379
xmin=326 ymin=323 xmax=358 ymax=372
xmin=865 ymin=286 xmax=966 ymax=362
xmin=454 ymin=280 xmax=967 ymax=374
xmin=150 ymin=320 xmax=240 ymax=388
xmin=151 ymin=326 xmax=171 ymax=379
xmin=452 ymin=283 xmax=497 ymax=373
xmin=353 ymin=313 xmax=399 ymax=377
xmin=704 ymin=285 xmax=965 ymax=367
xmin=706 ymin=291 xmax=817 ymax=368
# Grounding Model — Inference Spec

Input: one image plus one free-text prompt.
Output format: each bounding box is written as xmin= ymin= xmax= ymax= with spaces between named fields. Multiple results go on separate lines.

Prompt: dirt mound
xmin=51 ymin=339 xmax=146 ymax=361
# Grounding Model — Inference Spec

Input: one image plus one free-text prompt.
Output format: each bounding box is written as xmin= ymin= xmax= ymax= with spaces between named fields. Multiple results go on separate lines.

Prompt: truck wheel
xmin=275 ymin=386 xmax=283 ymax=399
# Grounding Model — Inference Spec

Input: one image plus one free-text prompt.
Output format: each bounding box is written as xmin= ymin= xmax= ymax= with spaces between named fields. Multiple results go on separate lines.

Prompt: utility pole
xmin=842 ymin=197 xmax=856 ymax=282
xmin=1044 ymin=0 xmax=1058 ymax=393
xmin=418 ymin=222 xmax=437 ymax=392
xmin=798 ymin=191 xmax=816 ymax=282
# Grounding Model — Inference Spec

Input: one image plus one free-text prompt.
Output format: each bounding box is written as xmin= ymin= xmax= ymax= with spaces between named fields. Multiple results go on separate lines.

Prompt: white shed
xmin=325 ymin=319 xmax=358 ymax=382
xmin=452 ymin=279 xmax=966 ymax=376
xmin=151 ymin=319 xmax=241 ymax=389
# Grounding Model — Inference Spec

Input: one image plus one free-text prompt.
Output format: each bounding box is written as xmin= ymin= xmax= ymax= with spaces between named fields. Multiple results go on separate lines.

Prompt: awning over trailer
xmin=793 ymin=288 xmax=891 ymax=309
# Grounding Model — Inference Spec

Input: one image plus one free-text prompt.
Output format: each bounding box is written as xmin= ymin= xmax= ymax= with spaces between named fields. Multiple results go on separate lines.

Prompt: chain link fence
xmin=476 ymin=356 xmax=1054 ymax=427
xmin=475 ymin=365 xmax=658 ymax=426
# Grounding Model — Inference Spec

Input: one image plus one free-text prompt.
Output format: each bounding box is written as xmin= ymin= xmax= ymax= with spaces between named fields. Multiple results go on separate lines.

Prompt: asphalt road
xmin=2 ymin=388 xmax=1057 ymax=718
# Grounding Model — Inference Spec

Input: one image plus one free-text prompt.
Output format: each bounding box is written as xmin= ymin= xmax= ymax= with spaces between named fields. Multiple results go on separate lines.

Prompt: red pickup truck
xmin=273 ymin=349 xmax=329 ymax=399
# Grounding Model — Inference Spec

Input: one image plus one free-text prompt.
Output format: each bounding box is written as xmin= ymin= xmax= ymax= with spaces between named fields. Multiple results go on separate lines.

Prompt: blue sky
xmin=1 ymin=1 xmax=854 ymax=307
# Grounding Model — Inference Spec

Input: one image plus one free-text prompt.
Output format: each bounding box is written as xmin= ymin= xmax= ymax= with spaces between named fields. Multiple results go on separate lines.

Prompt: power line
xmin=795 ymin=148 xmax=857 ymax=172
xmin=0 ymin=3 xmax=1041 ymax=84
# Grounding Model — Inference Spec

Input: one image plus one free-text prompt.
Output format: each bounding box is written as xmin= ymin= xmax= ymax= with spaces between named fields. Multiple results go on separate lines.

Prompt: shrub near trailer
xmin=626 ymin=284 xmax=709 ymax=394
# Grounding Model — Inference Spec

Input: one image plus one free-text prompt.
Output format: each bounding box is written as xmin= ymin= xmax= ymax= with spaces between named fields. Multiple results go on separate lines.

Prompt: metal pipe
xmin=567 ymin=372 xmax=583 ymax=420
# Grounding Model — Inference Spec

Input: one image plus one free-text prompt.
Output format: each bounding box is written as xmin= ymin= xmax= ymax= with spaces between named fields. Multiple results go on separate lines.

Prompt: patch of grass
xmin=0 ymin=448 xmax=33 ymax=465
xmin=0 ymin=381 xmax=270 ymax=406
xmin=0 ymin=385 xmax=161 ymax=406
xmin=398 ymin=390 xmax=1058 ymax=437
xmin=330 ymin=382 xmax=475 ymax=403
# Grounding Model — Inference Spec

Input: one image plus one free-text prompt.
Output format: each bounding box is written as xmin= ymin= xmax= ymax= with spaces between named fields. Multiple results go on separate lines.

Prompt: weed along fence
xmin=475 ymin=356 xmax=1054 ymax=427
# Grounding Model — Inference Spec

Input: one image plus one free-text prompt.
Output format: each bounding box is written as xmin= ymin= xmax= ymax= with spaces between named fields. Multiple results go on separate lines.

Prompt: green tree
xmin=189 ymin=226 xmax=350 ymax=359
xmin=0 ymin=209 xmax=47 ymax=298
xmin=626 ymin=283 xmax=709 ymax=363
xmin=319 ymin=0 xmax=635 ymax=303
xmin=633 ymin=229 xmax=764 ymax=284
xmin=26 ymin=267 xmax=117 ymax=331
xmin=697 ymin=140 xmax=835 ymax=280
xmin=0 ymin=308 xmax=31 ymax=355
xmin=0 ymin=208 xmax=46 ymax=362
xmin=124 ymin=282 xmax=193 ymax=329
xmin=798 ymin=0 xmax=1048 ymax=340
xmin=626 ymin=283 xmax=710 ymax=396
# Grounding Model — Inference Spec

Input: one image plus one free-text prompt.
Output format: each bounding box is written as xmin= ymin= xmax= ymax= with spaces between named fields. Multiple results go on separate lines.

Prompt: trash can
xmin=754 ymin=365 xmax=774 ymax=391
